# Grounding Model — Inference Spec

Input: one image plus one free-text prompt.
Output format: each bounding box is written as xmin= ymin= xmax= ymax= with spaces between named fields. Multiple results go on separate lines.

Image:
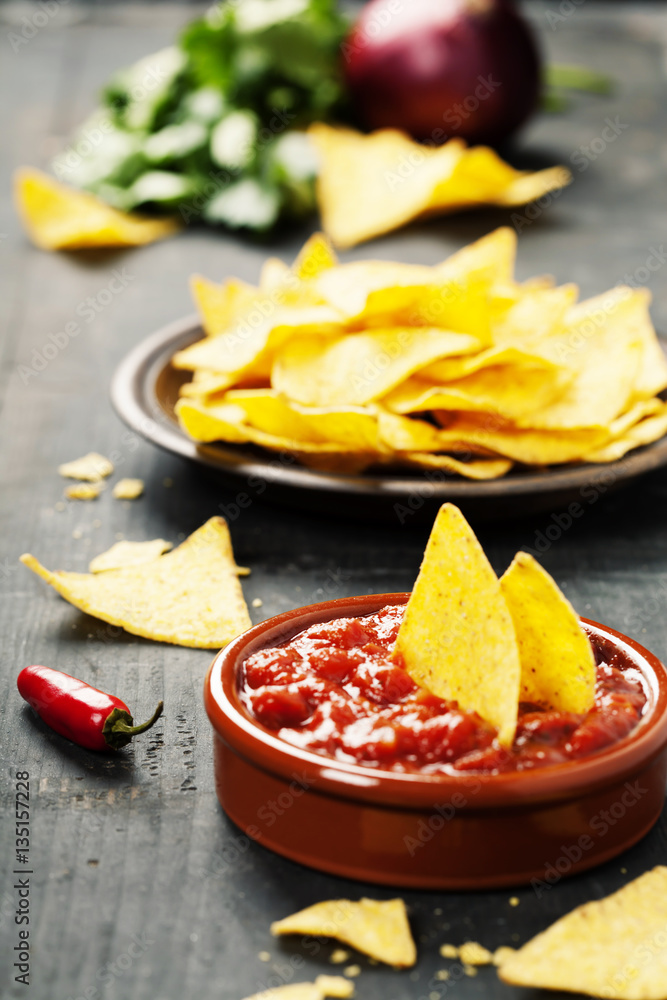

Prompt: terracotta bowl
xmin=204 ymin=594 xmax=667 ymax=889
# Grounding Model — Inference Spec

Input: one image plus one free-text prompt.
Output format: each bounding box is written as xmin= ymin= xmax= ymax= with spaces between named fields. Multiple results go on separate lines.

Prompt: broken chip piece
xmin=88 ymin=539 xmax=173 ymax=574
xmin=20 ymin=516 xmax=251 ymax=648
xmin=271 ymin=898 xmax=416 ymax=968
xmin=59 ymin=452 xmax=114 ymax=482
xmin=15 ymin=168 xmax=180 ymax=250
xmin=498 ymin=866 xmax=667 ymax=999
xmin=64 ymin=483 xmax=102 ymax=501
xmin=240 ymin=979 xmax=354 ymax=1000
xmin=112 ymin=478 xmax=144 ymax=500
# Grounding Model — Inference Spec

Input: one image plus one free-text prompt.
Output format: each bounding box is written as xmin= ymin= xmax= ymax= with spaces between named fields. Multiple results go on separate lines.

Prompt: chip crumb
xmin=435 ymin=970 xmax=450 ymax=981
xmin=433 ymin=908 xmax=443 ymax=916
xmin=509 ymin=896 xmax=520 ymax=907
xmin=163 ymin=477 xmax=174 ymax=487
xmin=115 ymin=533 xmax=124 ymax=541
xmin=72 ymin=529 xmax=83 ymax=539
xmin=439 ymin=944 xmax=458 ymax=959
xmin=55 ymin=501 xmax=66 ymax=512
xmin=59 ymin=452 xmax=113 ymax=482
xmin=463 ymin=964 xmax=478 ymax=977
xmin=315 ymin=975 xmax=355 ymax=998
xmin=236 ymin=566 xmax=251 ymax=577
xmin=492 ymin=946 xmax=516 ymax=967
xmin=65 ymin=484 xmax=101 ymax=501
xmin=112 ymin=478 xmax=144 ymax=500
xmin=252 ymin=597 xmax=264 ymax=608
xmin=329 ymin=949 xmax=349 ymax=965
xmin=258 ymin=951 xmax=271 ymax=962
xmin=429 ymin=992 xmax=440 ymax=1000
xmin=620 ymin=867 xmax=627 ymax=874
xmin=92 ymin=519 xmax=102 ymax=528
xmin=458 ymin=941 xmax=493 ymax=966
xmin=343 ymin=966 xmax=360 ymax=979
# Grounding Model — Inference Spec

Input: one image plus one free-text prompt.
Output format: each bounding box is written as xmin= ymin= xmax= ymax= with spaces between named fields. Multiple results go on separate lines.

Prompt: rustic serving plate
xmin=204 ymin=593 xmax=667 ymax=890
xmin=111 ymin=316 xmax=667 ymax=522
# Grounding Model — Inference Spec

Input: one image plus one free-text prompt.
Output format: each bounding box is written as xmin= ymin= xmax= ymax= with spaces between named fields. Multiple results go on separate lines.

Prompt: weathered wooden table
xmin=2 ymin=3 xmax=667 ymax=998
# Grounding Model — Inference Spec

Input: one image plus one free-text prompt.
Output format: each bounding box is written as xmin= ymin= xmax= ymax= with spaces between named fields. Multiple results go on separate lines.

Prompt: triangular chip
xmin=190 ymin=274 xmax=259 ymax=337
xmin=89 ymin=539 xmax=173 ymax=574
xmin=293 ymin=232 xmax=338 ymax=281
xmin=15 ymin=168 xmax=179 ymax=250
xmin=393 ymin=504 xmax=520 ymax=745
xmin=498 ymin=867 xmax=667 ymax=999
xmin=20 ymin=517 xmax=250 ymax=648
xmin=309 ymin=124 xmax=570 ymax=249
xmin=271 ymin=898 xmax=416 ymax=968
xmin=58 ymin=452 xmax=113 ymax=482
xmin=500 ymin=552 xmax=595 ymax=713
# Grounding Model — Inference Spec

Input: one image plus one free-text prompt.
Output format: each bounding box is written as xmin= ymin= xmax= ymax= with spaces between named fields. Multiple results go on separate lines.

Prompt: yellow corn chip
xmin=15 ymin=168 xmax=179 ymax=250
xmin=309 ymin=124 xmax=570 ymax=248
xmin=313 ymin=978 xmax=354 ymax=999
xmin=20 ymin=517 xmax=251 ymax=648
xmin=458 ymin=942 xmax=494 ymax=966
xmin=399 ymin=453 xmax=513 ymax=480
xmin=383 ymin=364 xmax=567 ymax=422
xmin=500 ymin=552 xmax=596 ymax=713
xmin=272 ymin=328 xmax=482 ymax=407
xmin=435 ymin=414 xmax=610 ymax=464
xmin=58 ymin=452 xmax=113 ymax=482
xmin=171 ymin=305 xmax=344 ymax=381
xmin=64 ymin=483 xmax=102 ymax=501
xmin=293 ymin=232 xmax=338 ymax=280
xmin=260 ymin=257 xmax=291 ymax=291
xmin=498 ymin=867 xmax=667 ymax=999
xmin=424 ymin=346 xmax=558 ymax=384
xmin=393 ymin=504 xmax=521 ymax=745
xmin=112 ymin=478 xmax=144 ymax=500
xmin=190 ymin=275 xmax=259 ymax=337
xmin=89 ymin=539 xmax=173 ymax=574
xmin=583 ymin=402 xmax=667 ymax=463
xmin=271 ymin=898 xmax=416 ymax=968
xmin=435 ymin=227 xmax=517 ymax=287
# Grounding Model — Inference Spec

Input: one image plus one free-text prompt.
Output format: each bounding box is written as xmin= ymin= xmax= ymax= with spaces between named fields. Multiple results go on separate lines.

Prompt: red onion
xmin=343 ymin=0 xmax=542 ymax=147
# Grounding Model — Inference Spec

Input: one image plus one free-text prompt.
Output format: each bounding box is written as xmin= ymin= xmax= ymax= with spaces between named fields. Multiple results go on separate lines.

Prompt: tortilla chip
xmin=59 ymin=452 xmax=113 ymax=482
xmin=457 ymin=942 xmax=494 ymax=966
xmin=190 ymin=275 xmax=259 ymax=337
xmin=64 ymin=483 xmax=102 ymax=501
xmin=435 ymin=414 xmax=610 ymax=464
xmin=88 ymin=539 xmax=173 ymax=574
xmin=399 ymin=453 xmax=513 ymax=480
xmin=171 ymin=305 xmax=344 ymax=381
xmin=260 ymin=257 xmax=291 ymax=291
xmin=583 ymin=402 xmax=667 ymax=463
xmin=424 ymin=345 xmax=558 ymax=384
xmin=293 ymin=232 xmax=338 ymax=281
xmin=272 ymin=328 xmax=482 ymax=407
xmin=271 ymin=898 xmax=416 ymax=968
xmin=393 ymin=504 xmax=521 ymax=745
xmin=498 ymin=867 xmax=667 ymax=999
xmin=112 ymin=478 xmax=144 ymax=500
xmin=15 ymin=168 xmax=179 ymax=250
xmin=20 ymin=517 xmax=251 ymax=648
xmin=383 ymin=364 xmax=568 ymax=421
xmin=313 ymin=978 xmax=354 ymax=999
xmin=309 ymin=125 xmax=570 ymax=248
xmin=436 ymin=227 xmax=517 ymax=287
xmin=500 ymin=552 xmax=596 ymax=713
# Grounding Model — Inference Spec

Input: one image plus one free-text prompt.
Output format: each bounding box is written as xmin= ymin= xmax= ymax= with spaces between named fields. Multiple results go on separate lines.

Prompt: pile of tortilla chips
xmin=173 ymin=228 xmax=667 ymax=478
xmin=394 ymin=504 xmax=596 ymax=745
xmin=309 ymin=124 xmax=572 ymax=249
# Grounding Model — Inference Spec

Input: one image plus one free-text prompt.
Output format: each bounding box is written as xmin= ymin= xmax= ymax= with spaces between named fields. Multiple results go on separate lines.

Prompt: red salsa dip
xmin=239 ymin=605 xmax=648 ymax=775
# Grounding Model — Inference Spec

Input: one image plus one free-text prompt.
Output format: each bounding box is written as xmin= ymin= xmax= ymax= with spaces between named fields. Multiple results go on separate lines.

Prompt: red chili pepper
xmin=17 ymin=666 xmax=163 ymax=751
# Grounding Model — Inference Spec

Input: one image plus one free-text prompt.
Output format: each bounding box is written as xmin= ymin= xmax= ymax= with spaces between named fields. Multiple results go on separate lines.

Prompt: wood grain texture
xmin=1 ymin=3 xmax=667 ymax=999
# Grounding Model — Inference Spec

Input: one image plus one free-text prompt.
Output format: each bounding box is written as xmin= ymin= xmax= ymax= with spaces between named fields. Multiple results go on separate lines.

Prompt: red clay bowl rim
xmin=204 ymin=593 xmax=667 ymax=810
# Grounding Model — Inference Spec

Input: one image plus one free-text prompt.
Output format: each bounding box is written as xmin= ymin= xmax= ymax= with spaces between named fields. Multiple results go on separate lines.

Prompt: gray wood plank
xmin=1 ymin=3 xmax=667 ymax=999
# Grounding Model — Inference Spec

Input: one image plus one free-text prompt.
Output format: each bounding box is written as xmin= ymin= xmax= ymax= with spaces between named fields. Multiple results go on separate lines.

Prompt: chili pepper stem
xmin=103 ymin=701 xmax=163 ymax=750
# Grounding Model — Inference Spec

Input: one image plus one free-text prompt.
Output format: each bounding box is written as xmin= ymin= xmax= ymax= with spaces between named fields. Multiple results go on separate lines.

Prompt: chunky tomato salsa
xmin=239 ymin=605 xmax=647 ymax=774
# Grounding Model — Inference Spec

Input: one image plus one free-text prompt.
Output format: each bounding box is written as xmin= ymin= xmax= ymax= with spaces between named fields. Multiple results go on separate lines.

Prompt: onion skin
xmin=343 ymin=0 xmax=542 ymax=147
